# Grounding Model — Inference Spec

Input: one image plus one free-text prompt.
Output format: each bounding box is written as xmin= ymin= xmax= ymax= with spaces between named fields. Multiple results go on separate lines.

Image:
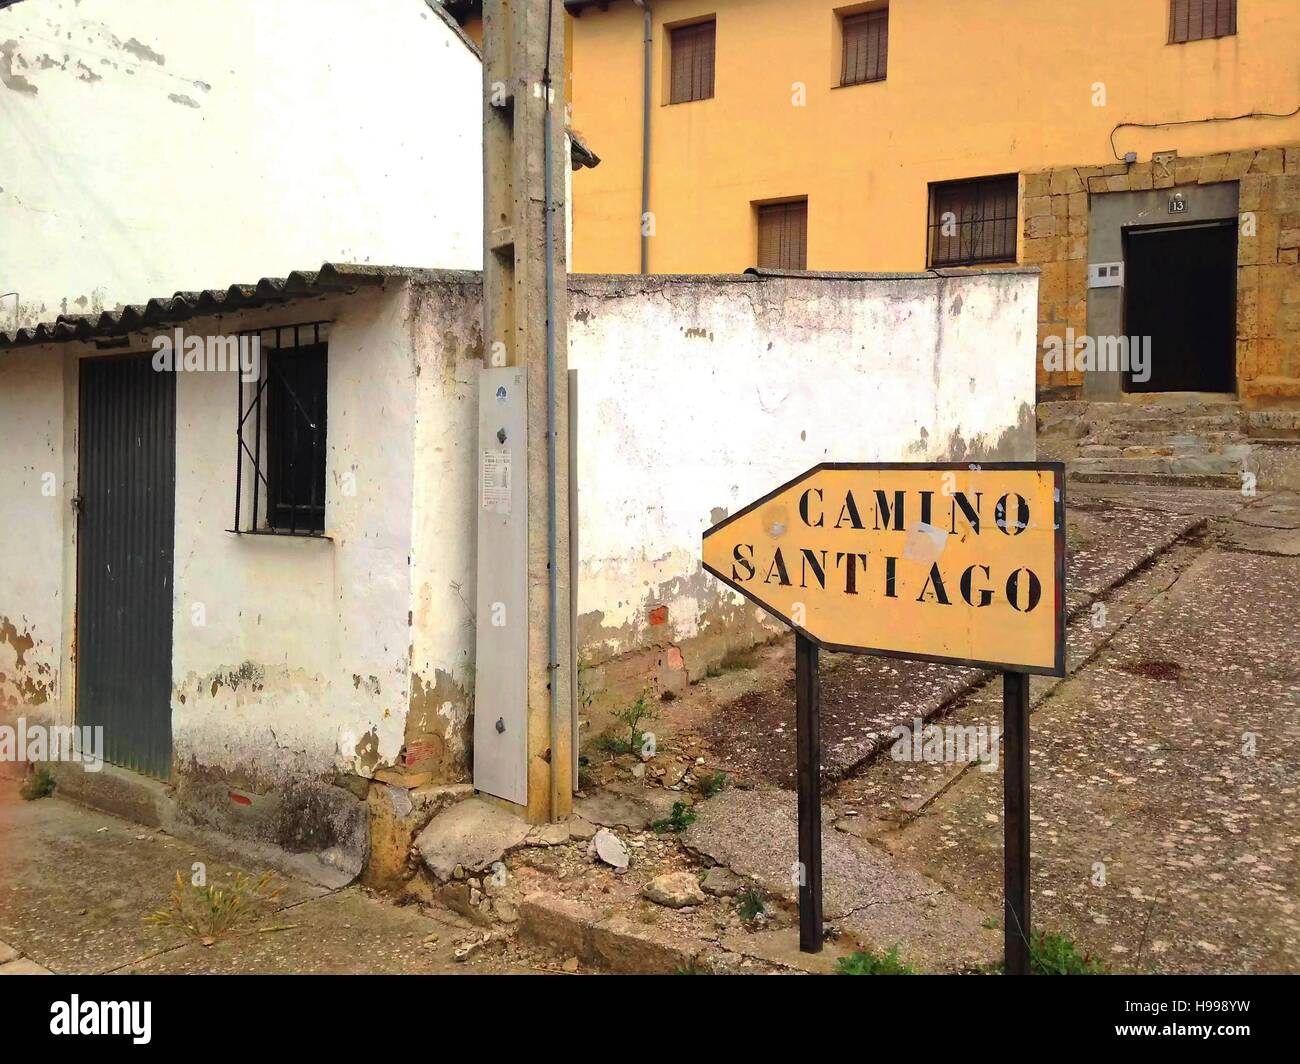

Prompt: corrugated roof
xmin=0 ymin=263 xmax=470 ymax=351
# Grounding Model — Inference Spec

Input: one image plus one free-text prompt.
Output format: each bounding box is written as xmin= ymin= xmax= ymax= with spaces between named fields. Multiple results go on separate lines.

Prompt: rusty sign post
xmin=703 ymin=462 xmax=1066 ymax=966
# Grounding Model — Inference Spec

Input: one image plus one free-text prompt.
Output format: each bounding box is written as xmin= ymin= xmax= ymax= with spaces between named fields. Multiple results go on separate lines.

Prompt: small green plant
xmin=1028 ymin=931 xmax=1107 ymax=975
xmin=697 ymin=769 xmax=727 ymax=798
xmin=145 ymin=870 xmax=286 ymax=946
xmin=651 ymin=800 xmax=696 ymax=834
xmin=614 ymin=692 xmax=658 ymax=757
xmin=595 ymin=692 xmax=659 ymax=756
xmin=981 ymin=915 xmax=1000 ymax=930
xmin=737 ymin=887 xmax=765 ymax=923
xmin=19 ymin=767 xmax=56 ymax=801
xmin=837 ymin=947 xmax=917 ymax=975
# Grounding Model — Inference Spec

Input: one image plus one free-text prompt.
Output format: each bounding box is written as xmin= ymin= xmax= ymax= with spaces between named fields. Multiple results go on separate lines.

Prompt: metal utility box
xmin=473 ymin=367 xmax=529 ymax=805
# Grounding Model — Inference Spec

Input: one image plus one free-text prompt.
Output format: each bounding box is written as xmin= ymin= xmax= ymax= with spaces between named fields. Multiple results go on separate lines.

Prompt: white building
xmin=0 ymin=0 xmax=484 ymax=331
xmin=0 ymin=263 xmax=1038 ymax=882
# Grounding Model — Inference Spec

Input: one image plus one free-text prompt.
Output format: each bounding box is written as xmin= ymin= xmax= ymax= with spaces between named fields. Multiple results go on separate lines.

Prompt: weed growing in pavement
xmin=1028 ymin=930 xmax=1108 ymax=975
xmin=651 ymin=800 xmax=696 ymax=834
xmin=145 ymin=870 xmax=286 ymax=946
xmin=19 ymin=766 xmax=56 ymax=800
xmin=597 ymin=692 xmax=658 ymax=756
xmin=697 ymin=769 xmax=727 ymax=797
xmin=837 ymin=947 xmax=917 ymax=975
xmin=737 ymin=887 xmax=766 ymax=923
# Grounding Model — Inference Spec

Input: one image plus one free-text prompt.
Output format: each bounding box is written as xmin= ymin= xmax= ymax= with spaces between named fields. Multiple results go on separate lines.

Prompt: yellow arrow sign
xmin=703 ymin=463 xmax=1066 ymax=676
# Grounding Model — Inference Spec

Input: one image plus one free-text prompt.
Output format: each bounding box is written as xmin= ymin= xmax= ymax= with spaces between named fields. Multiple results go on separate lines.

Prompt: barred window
xmin=669 ymin=20 xmax=715 ymax=104
xmin=1169 ymin=0 xmax=1237 ymax=43
xmin=841 ymin=8 xmax=888 ymax=86
xmin=757 ymin=199 xmax=808 ymax=270
xmin=234 ymin=322 xmax=329 ymax=536
xmin=927 ymin=176 xmax=1018 ymax=268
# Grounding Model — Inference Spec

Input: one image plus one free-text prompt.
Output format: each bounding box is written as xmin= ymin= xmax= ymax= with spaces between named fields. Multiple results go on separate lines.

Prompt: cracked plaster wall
xmin=1 ymin=269 xmax=1037 ymax=793
xmin=566 ymin=271 xmax=1040 ymax=674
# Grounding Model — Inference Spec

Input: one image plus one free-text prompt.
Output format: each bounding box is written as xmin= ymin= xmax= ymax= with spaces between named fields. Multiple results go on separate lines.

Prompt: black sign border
xmin=702 ymin=461 xmax=1067 ymax=678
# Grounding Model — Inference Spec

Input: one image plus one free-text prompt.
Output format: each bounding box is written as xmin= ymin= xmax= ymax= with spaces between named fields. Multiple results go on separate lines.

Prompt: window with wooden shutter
xmin=841 ymin=8 xmax=888 ymax=86
xmin=927 ymin=176 xmax=1018 ymax=268
xmin=669 ymin=20 xmax=715 ymax=104
xmin=757 ymin=200 xmax=808 ymax=271
xmin=1169 ymin=0 xmax=1237 ymax=43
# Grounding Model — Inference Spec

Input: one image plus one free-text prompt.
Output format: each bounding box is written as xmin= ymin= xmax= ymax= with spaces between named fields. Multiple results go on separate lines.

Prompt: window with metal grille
xmin=669 ymin=20 xmax=715 ymax=104
xmin=233 ymin=322 xmax=329 ymax=536
xmin=1169 ymin=0 xmax=1236 ymax=43
xmin=841 ymin=8 xmax=888 ymax=86
xmin=927 ymin=175 xmax=1018 ymax=268
xmin=757 ymin=199 xmax=808 ymax=270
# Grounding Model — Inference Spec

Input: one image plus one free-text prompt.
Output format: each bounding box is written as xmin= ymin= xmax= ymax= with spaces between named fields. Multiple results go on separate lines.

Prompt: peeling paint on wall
xmin=0 ymin=0 xmax=482 ymax=331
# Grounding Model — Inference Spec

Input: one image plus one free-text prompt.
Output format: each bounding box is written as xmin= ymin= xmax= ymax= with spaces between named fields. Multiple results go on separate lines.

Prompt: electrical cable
xmin=1110 ymin=102 xmax=1300 ymax=160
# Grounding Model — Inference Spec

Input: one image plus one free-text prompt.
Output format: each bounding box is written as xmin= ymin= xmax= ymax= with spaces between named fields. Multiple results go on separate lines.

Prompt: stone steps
xmin=1246 ymin=410 xmax=1300 ymax=439
xmin=1077 ymin=430 xmax=1243 ymax=448
xmin=1070 ymin=469 xmax=1243 ymax=489
xmin=1069 ymin=454 xmax=1246 ymax=477
xmin=1038 ymin=396 xmax=1259 ymax=488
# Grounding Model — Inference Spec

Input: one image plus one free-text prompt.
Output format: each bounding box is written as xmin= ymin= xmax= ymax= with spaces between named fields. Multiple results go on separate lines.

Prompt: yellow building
xmin=562 ymin=0 xmax=1300 ymax=404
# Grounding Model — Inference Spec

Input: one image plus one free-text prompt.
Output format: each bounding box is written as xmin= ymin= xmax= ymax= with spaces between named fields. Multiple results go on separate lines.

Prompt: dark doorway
xmin=1123 ymin=220 xmax=1237 ymax=393
xmin=77 ymin=354 xmax=176 ymax=778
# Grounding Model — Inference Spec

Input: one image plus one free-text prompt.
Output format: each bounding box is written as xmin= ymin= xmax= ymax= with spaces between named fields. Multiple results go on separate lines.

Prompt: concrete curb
xmin=519 ymin=893 xmax=704 ymax=974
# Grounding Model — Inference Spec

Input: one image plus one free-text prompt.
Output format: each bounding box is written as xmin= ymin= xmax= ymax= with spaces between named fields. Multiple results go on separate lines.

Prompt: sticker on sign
xmin=702 ymin=462 xmax=1066 ymax=676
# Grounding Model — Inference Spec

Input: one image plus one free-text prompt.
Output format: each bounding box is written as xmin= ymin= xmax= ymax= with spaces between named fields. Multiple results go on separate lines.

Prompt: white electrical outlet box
xmin=1088 ymin=262 xmax=1124 ymax=289
xmin=473 ymin=366 xmax=529 ymax=806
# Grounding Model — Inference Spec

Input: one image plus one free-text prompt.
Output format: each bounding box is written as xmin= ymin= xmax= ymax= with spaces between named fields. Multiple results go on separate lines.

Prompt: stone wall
xmin=1026 ymin=146 xmax=1300 ymax=407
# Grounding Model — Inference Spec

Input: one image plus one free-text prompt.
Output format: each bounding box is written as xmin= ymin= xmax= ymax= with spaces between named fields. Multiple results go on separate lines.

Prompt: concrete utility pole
xmin=479 ymin=0 xmax=573 ymax=823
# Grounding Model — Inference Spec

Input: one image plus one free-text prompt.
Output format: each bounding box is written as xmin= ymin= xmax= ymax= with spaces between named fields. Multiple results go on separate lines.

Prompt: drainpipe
xmin=633 ymin=0 xmax=652 ymax=274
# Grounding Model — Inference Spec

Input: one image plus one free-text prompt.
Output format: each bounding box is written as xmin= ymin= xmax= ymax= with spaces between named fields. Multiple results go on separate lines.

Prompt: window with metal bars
xmin=669 ymin=20 xmax=715 ymax=104
xmin=841 ymin=8 xmax=888 ymax=86
xmin=757 ymin=199 xmax=808 ymax=270
xmin=1169 ymin=0 xmax=1236 ymax=43
xmin=233 ymin=322 xmax=329 ymax=536
xmin=927 ymin=175 xmax=1018 ymax=268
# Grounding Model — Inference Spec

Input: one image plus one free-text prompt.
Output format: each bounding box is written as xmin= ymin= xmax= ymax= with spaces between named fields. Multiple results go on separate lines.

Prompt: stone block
xmin=1223 ymin=150 xmax=1256 ymax=180
xmin=1025 ymin=215 xmax=1056 ymax=239
xmin=1250 ymin=148 xmax=1285 ymax=175
xmin=1174 ymin=158 xmax=1201 ymax=185
xmin=1051 ymin=168 xmax=1084 ymax=195
xmin=1024 ymin=172 xmax=1051 ymax=198
xmin=1198 ymin=153 xmax=1229 ymax=184
xmin=1239 ymin=174 xmax=1269 ymax=212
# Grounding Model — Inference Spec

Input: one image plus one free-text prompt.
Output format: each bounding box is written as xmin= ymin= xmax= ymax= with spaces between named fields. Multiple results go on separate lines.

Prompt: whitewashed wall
xmin=566 ymin=272 xmax=1039 ymax=668
xmin=170 ymin=289 xmax=417 ymax=790
xmin=0 ymin=346 xmax=66 ymax=749
xmin=0 ymin=0 xmax=482 ymax=330
xmin=0 ymin=268 xmax=1036 ymax=795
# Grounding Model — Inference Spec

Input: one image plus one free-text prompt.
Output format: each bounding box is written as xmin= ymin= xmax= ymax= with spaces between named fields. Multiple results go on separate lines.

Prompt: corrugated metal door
xmin=77 ymin=353 xmax=176 ymax=778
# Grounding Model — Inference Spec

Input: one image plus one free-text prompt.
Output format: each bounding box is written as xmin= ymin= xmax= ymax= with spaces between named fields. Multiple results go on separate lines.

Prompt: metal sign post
xmin=702 ymin=462 xmax=1065 ymax=964
xmin=795 ymin=632 xmax=823 ymax=953
xmin=1002 ymin=669 xmax=1032 ymax=974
